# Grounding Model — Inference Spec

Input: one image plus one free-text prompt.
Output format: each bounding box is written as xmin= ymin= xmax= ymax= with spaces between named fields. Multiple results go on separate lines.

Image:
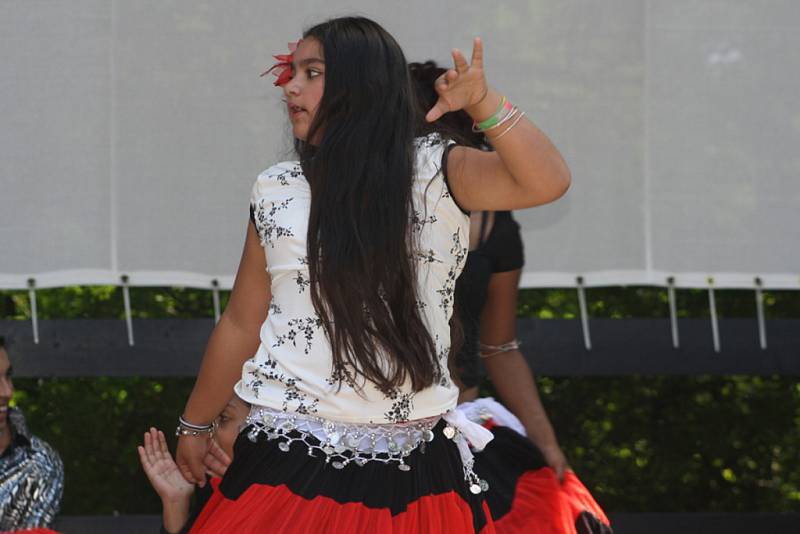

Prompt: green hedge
xmin=2 ymin=287 xmax=799 ymax=514
xmin=10 ymin=375 xmax=800 ymax=514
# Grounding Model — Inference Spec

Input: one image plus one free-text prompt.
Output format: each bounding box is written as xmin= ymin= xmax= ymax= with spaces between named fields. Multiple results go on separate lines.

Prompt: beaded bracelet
xmin=179 ymin=415 xmax=213 ymax=429
xmin=176 ymin=415 xmax=214 ymax=437
xmin=175 ymin=426 xmax=214 ymax=437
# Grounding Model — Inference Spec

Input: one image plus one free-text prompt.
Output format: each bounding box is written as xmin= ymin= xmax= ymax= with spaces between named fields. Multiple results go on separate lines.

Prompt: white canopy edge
xmin=1 ymin=270 xmax=797 ymax=291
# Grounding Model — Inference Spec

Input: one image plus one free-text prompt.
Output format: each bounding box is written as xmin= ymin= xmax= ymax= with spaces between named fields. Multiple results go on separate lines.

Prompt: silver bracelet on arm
xmin=479 ymin=339 xmax=522 ymax=359
xmin=176 ymin=415 xmax=215 ymax=437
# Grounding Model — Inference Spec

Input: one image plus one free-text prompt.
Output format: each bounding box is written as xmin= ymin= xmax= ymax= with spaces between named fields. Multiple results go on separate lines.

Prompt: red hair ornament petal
xmin=260 ymin=41 xmax=301 ymax=86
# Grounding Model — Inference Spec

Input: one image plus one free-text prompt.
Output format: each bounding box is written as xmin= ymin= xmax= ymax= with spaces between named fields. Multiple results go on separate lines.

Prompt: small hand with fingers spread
xmin=425 ymin=38 xmax=489 ymax=123
xmin=138 ymin=427 xmax=195 ymax=503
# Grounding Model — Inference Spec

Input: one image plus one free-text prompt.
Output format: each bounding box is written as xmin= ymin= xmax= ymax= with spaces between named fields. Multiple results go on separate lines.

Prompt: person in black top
xmin=411 ymin=61 xmax=612 ymax=532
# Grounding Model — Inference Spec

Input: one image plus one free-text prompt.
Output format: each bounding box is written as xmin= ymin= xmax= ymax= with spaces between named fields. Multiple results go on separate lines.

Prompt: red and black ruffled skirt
xmin=188 ymin=419 xmax=495 ymax=533
xmin=474 ymin=423 xmax=612 ymax=534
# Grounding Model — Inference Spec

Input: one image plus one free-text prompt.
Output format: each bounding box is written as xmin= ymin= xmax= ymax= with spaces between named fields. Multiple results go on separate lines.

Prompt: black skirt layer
xmin=188 ymin=419 xmax=495 ymax=533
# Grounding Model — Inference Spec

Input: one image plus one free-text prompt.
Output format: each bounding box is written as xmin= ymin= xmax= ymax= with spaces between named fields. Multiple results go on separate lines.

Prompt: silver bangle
xmin=479 ymin=338 xmax=522 ymax=359
xmin=179 ymin=415 xmax=213 ymax=431
xmin=487 ymin=111 xmax=526 ymax=141
xmin=175 ymin=425 xmax=214 ymax=438
xmin=177 ymin=415 xmax=215 ymax=437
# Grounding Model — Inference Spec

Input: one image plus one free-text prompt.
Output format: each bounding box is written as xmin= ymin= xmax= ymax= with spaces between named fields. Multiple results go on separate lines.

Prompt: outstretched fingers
xmin=426 ymin=71 xmax=458 ymax=123
xmin=426 ymin=101 xmax=448 ymax=123
xmin=453 ymin=38 xmax=483 ymax=71
xmin=147 ymin=428 xmax=162 ymax=462
xmin=451 ymin=48 xmax=469 ymax=73
xmin=142 ymin=431 xmax=155 ymax=464
xmin=157 ymin=429 xmax=170 ymax=462
xmin=137 ymin=445 xmax=150 ymax=470
xmin=470 ymin=37 xmax=483 ymax=69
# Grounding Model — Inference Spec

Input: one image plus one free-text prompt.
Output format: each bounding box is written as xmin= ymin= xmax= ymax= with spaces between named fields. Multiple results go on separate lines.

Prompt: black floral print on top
xmin=436 ymin=228 xmax=467 ymax=313
xmin=269 ymin=163 xmax=303 ymax=187
xmin=384 ymin=390 xmax=415 ymax=423
xmin=411 ymin=209 xmax=438 ymax=233
xmin=272 ymin=316 xmax=323 ymax=355
xmin=294 ymin=271 xmax=311 ymax=293
xmin=240 ymin=135 xmax=470 ymax=424
xmin=253 ymin=197 xmax=294 ymax=248
xmin=246 ymin=359 xmax=320 ymax=414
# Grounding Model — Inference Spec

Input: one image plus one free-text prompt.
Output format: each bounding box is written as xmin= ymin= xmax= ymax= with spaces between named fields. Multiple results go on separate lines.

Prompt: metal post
xmin=27 ymin=278 xmax=39 ymax=345
xmin=708 ymin=277 xmax=720 ymax=353
xmin=121 ymin=275 xmax=134 ymax=346
xmin=754 ymin=277 xmax=767 ymax=350
xmin=212 ymin=279 xmax=221 ymax=324
xmin=667 ymin=276 xmax=679 ymax=349
xmin=576 ymin=276 xmax=592 ymax=351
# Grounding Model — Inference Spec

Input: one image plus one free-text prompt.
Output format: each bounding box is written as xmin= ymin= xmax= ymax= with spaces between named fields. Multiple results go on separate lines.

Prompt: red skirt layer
xmin=190 ymin=479 xmax=495 ymax=534
xmin=474 ymin=424 xmax=612 ymax=534
xmin=492 ymin=468 xmax=610 ymax=534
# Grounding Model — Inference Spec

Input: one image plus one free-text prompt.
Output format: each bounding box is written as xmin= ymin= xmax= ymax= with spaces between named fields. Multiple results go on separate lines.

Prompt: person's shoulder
xmin=6 ymin=409 xmax=63 ymax=474
xmin=252 ymin=161 xmax=305 ymax=201
xmin=414 ymin=133 xmax=453 ymax=175
xmin=8 ymin=407 xmax=31 ymax=440
xmin=257 ymin=161 xmax=304 ymax=182
xmin=29 ymin=436 xmax=64 ymax=471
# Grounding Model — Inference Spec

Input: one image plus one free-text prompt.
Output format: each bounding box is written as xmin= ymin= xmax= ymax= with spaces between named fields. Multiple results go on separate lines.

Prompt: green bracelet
xmin=474 ymin=96 xmax=510 ymax=131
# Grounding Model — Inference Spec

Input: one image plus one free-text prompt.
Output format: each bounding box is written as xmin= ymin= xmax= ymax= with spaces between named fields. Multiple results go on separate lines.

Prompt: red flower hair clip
xmin=260 ymin=40 xmax=301 ymax=86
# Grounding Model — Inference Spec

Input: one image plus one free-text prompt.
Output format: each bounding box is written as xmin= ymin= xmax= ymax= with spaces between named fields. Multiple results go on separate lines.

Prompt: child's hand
xmin=138 ymin=427 xmax=195 ymax=503
xmin=426 ymin=38 xmax=489 ymax=123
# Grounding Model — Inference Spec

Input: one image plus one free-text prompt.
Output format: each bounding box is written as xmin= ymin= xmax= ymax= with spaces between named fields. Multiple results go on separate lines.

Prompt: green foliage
xmin=2 ymin=286 xmax=799 ymax=514
xmin=518 ymin=287 xmax=800 ymax=320
xmin=0 ymin=286 xmax=230 ymax=320
xmin=11 ymin=374 xmax=800 ymax=514
xmin=539 ymin=375 xmax=800 ymax=512
xmin=12 ymin=377 xmax=194 ymax=514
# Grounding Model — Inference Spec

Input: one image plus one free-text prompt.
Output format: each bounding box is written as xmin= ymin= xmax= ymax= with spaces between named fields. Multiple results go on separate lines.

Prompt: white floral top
xmin=235 ymin=134 xmax=469 ymax=424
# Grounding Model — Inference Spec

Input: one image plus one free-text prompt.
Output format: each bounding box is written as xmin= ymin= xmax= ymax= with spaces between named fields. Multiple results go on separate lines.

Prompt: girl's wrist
xmin=162 ymin=494 xmax=191 ymax=507
xmin=161 ymin=497 xmax=191 ymax=534
xmin=465 ymin=88 xmax=501 ymax=122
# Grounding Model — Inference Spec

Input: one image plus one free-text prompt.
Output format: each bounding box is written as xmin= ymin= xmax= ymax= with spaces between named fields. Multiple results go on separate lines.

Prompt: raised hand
xmin=138 ymin=427 xmax=195 ymax=503
xmin=425 ymin=38 xmax=489 ymax=123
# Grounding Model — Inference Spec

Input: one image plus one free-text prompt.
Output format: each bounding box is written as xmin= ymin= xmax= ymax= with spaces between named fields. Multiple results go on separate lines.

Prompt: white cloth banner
xmin=1 ymin=1 xmax=798 ymax=290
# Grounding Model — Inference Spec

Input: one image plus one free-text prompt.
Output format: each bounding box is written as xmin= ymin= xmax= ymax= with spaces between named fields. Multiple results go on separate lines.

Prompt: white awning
xmin=2 ymin=1 xmax=798 ymax=291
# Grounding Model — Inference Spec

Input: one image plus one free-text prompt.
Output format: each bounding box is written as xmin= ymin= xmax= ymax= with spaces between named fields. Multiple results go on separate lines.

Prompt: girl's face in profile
xmin=213 ymin=396 xmax=250 ymax=459
xmin=283 ymin=38 xmax=325 ymax=142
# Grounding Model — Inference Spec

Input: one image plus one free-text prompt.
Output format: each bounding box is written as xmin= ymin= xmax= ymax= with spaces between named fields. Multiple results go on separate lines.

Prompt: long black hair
xmin=409 ymin=60 xmax=488 ymax=150
xmin=295 ymin=17 xmax=439 ymax=394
